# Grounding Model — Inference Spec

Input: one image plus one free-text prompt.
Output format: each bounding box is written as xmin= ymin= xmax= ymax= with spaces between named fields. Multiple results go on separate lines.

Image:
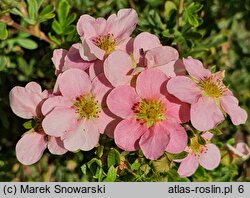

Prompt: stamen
xmin=93 ymin=33 xmax=116 ymax=54
xmin=133 ymin=98 xmax=166 ymax=128
xmin=189 ymin=135 xmax=208 ymax=156
xmin=198 ymin=76 xmax=227 ymax=98
xmin=74 ymin=94 xmax=100 ymax=119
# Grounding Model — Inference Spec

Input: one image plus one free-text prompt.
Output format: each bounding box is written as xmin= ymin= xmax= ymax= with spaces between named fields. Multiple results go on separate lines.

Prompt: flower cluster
xmin=9 ymin=9 xmax=247 ymax=177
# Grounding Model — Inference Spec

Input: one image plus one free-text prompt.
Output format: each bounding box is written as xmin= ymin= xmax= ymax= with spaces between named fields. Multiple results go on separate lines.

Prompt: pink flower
xmin=167 ymin=56 xmax=248 ymax=131
xmin=104 ymin=32 xmax=183 ymax=87
xmin=77 ymin=9 xmax=138 ymax=61
xmin=42 ymin=69 xmax=114 ymax=152
xmin=227 ymin=142 xmax=250 ymax=160
xmin=145 ymin=46 xmax=186 ymax=77
xmin=176 ymin=132 xmax=221 ymax=178
xmin=107 ymin=68 xmax=190 ymax=160
xmin=52 ymin=43 xmax=93 ymax=76
xmin=9 ymin=82 xmax=67 ymax=165
xmin=104 ymin=32 xmax=161 ymax=86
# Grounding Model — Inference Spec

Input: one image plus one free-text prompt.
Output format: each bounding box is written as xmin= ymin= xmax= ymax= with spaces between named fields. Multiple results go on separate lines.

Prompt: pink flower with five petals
xmin=167 ymin=56 xmax=248 ymax=131
xmin=176 ymin=132 xmax=220 ymax=178
xmin=107 ymin=68 xmax=190 ymax=160
xmin=42 ymin=69 xmax=114 ymax=152
xmin=77 ymin=9 xmax=138 ymax=61
xmin=9 ymin=82 xmax=67 ymax=165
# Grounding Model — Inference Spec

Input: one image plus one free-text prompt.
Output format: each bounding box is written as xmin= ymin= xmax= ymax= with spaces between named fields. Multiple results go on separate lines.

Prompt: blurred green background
xmin=0 ymin=0 xmax=249 ymax=181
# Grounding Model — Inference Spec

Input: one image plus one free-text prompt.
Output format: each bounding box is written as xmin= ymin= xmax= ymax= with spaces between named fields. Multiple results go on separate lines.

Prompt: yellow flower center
xmin=199 ymin=77 xmax=226 ymax=98
xmin=134 ymin=99 xmax=166 ymax=128
xmin=94 ymin=33 xmax=116 ymax=54
xmin=190 ymin=136 xmax=203 ymax=155
xmin=74 ymin=94 xmax=100 ymax=119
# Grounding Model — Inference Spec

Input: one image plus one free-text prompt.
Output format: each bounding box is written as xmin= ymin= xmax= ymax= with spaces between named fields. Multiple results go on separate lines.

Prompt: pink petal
xmin=156 ymin=61 xmax=177 ymax=77
xmin=156 ymin=59 xmax=186 ymax=77
xmin=167 ymin=76 xmax=201 ymax=104
xmin=199 ymin=144 xmax=220 ymax=170
xmin=136 ymin=68 xmax=167 ymax=99
xmin=64 ymin=43 xmax=92 ymax=71
xmin=164 ymin=94 xmax=190 ymax=123
xmin=145 ymin=46 xmax=178 ymax=68
xmin=77 ymin=14 xmax=98 ymax=38
xmin=79 ymin=39 xmax=104 ymax=61
xmin=174 ymin=59 xmax=186 ymax=76
xmin=107 ymin=85 xmax=140 ymax=119
xmin=9 ymin=85 xmax=44 ymax=119
xmin=133 ymin=32 xmax=161 ymax=65
xmin=16 ymin=132 xmax=47 ymax=165
xmin=114 ymin=118 xmax=147 ymax=151
xmin=52 ymin=49 xmax=67 ymax=75
xmin=104 ymin=118 xmax=122 ymax=139
xmin=25 ymin=82 xmax=42 ymax=93
xmin=41 ymin=95 xmax=72 ymax=116
xmin=88 ymin=60 xmax=103 ymax=80
xmin=115 ymin=36 xmax=131 ymax=52
xmin=42 ymin=107 xmax=77 ymax=137
xmin=52 ymin=74 xmax=61 ymax=95
xmin=191 ymin=96 xmax=224 ymax=131
xmin=94 ymin=108 xmax=114 ymax=134
xmin=164 ymin=120 xmax=188 ymax=154
xmin=48 ymin=136 xmax=67 ymax=155
xmin=58 ymin=68 xmax=91 ymax=99
xmin=63 ymin=120 xmax=100 ymax=151
xmin=201 ymin=131 xmax=213 ymax=141
xmin=139 ymin=122 xmax=170 ymax=160
xmin=177 ymin=153 xmax=199 ymax=177
xmin=91 ymin=73 xmax=112 ymax=103
xmin=236 ymin=142 xmax=250 ymax=156
xmin=220 ymin=95 xmax=247 ymax=125
xmin=80 ymin=120 xmax=100 ymax=151
xmin=183 ymin=56 xmax=211 ymax=80
xmin=85 ymin=38 xmax=105 ymax=60
xmin=108 ymin=8 xmax=138 ymax=41
xmin=104 ymin=50 xmax=133 ymax=87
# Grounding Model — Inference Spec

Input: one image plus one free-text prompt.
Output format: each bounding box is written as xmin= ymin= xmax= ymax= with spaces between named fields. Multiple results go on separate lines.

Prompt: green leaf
xmin=87 ymin=158 xmax=102 ymax=177
xmin=198 ymin=134 xmax=206 ymax=145
xmin=164 ymin=1 xmax=177 ymax=19
xmin=183 ymin=2 xmax=203 ymax=27
xmin=140 ymin=164 xmax=151 ymax=175
xmin=188 ymin=2 xmax=203 ymax=13
xmin=27 ymin=0 xmax=39 ymax=23
xmin=16 ymin=38 xmax=38 ymax=49
xmin=95 ymin=145 xmax=104 ymax=158
xmin=63 ymin=25 xmax=75 ymax=35
xmin=58 ymin=0 xmax=70 ymax=25
xmin=131 ymin=162 xmax=140 ymax=171
xmin=210 ymin=65 xmax=217 ymax=73
xmin=52 ymin=20 xmax=63 ymax=35
xmin=107 ymin=148 xmax=121 ymax=168
xmin=23 ymin=120 xmax=35 ymax=129
xmin=0 ymin=22 xmax=8 ymax=40
xmin=87 ymin=158 xmax=102 ymax=169
xmin=209 ymin=128 xmax=223 ymax=135
xmin=65 ymin=13 xmax=77 ymax=26
xmin=48 ymin=33 xmax=61 ymax=45
xmin=227 ymin=138 xmax=235 ymax=145
xmin=151 ymin=154 xmax=170 ymax=173
xmin=96 ymin=167 xmax=103 ymax=182
xmin=80 ymin=164 xmax=87 ymax=175
xmin=39 ymin=5 xmax=55 ymax=21
xmin=103 ymin=166 xmax=116 ymax=182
